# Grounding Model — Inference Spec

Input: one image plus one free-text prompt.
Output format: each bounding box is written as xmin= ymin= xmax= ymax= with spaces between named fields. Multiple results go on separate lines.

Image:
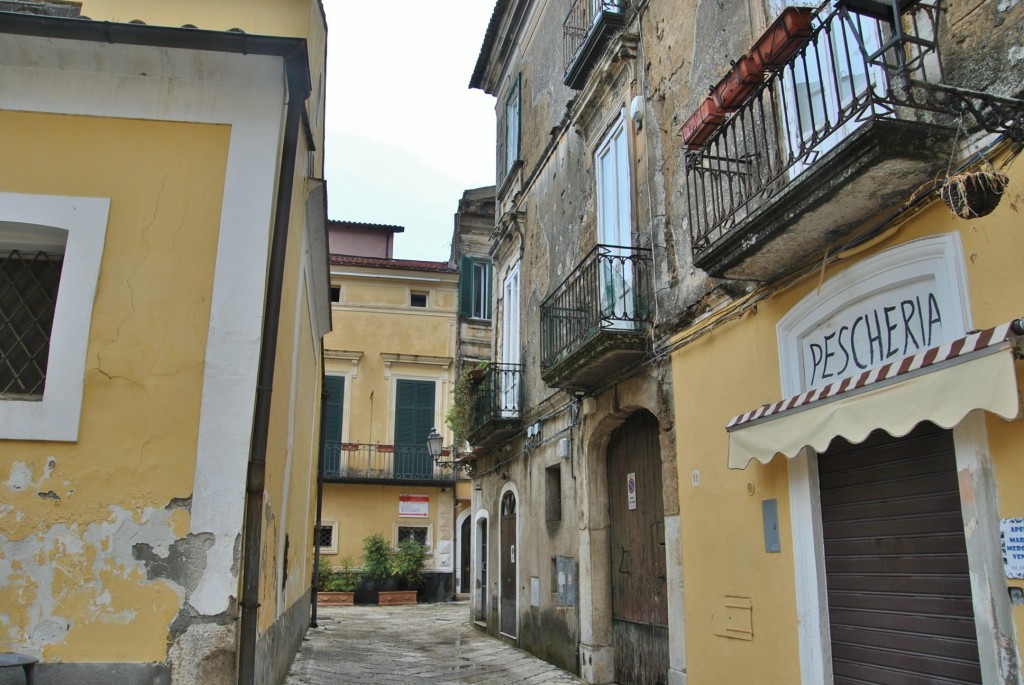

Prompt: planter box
xmin=710 ymin=54 xmax=764 ymax=112
xmin=378 ymin=590 xmax=418 ymax=606
xmin=318 ymin=591 xmax=355 ymax=606
xmin=751 ymin=7 xmax=814 ymax=71
xmin=681 ymin=97 xmax=728 ymax=150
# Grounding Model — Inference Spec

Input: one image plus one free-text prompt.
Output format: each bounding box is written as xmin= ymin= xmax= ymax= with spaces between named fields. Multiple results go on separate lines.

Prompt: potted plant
xmin=939 ymin=167 xmax=1010 ymax=219
xmin=361 ymin=533 xmax=393 ymax=593
xmin=317 ymin=557 xmax=360 ymax=606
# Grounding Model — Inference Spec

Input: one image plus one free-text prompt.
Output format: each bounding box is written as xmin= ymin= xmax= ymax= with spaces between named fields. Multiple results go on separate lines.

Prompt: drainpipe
xmin=237 ymin=50 xmax=309 ymax=685
xmin=310 ymin=347 xmax=328 ymax=628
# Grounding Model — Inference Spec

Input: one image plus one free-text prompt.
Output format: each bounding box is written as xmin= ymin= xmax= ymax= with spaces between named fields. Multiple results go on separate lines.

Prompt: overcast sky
xmin=322 ymin=2 xmax=497 ymax=262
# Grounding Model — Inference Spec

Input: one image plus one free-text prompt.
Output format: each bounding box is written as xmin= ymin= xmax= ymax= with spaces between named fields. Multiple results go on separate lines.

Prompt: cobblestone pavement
xmin=285 ymin=601 xmax=585 ymax=685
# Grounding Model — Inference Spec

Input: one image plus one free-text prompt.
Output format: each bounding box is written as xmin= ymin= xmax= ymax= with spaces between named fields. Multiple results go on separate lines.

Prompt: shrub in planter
xmin=391 ymin=539 xmax=428 ymax=591
xmin=361 ymin=533 xmax=393 ymax=587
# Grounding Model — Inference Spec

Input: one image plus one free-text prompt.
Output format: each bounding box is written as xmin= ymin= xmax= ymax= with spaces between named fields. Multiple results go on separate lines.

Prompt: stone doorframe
xmin=575 ymin=375 xmax=686 ymax=685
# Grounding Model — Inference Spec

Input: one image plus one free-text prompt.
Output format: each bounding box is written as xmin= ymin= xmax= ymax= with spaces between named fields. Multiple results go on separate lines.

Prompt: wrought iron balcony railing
xmin=562 ymin=0 xmax=626 ymax=89
xmin=323 ymin=442 xmax=456 ymax=484
xmin=686 ymin=2 xmax=951 ymax=277
xmin=467 ymin=363 xmax=523 ymax=448
xmin=540 ymin=244 xmax=652 ymax=379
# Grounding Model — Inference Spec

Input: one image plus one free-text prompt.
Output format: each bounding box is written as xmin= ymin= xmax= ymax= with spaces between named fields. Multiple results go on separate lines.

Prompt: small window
xmin=503 ymin=75 xmax=521 ymax=177
xmin=545 ymin=464 xmax=562 ymax=523
xmin=459 ymin=256 xmax=492 ymax=320
xmin=397 ymin=525 xmax=430 ymax=548
xmin=1 ymin=245 xmax=65 ymax=398
xmin=315 ymin=521 xmax=338 ymax=555
xmin=330 ymin=285 xmax=340 ymax=303
xmin=410 ymin=291 xmax=428 ymax=308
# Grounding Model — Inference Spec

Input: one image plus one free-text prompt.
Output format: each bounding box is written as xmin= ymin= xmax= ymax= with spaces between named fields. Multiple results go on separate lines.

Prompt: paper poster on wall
xmin=399 ymin=494 xmax=429 ymax=519
xmin=627 ymin=472 xmax=637 ymax=510
xmin=1001 ymin=518 xmax=1024 ymax=578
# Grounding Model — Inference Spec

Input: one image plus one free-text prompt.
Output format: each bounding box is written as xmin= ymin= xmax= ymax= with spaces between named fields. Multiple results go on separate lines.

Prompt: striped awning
xmin=727 ymin=320 xmax=1023 ymax=469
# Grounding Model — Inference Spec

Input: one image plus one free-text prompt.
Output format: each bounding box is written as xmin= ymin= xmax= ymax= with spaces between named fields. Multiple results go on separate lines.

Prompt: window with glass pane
xmin=503 ymin=75 xmax=521 ymax=176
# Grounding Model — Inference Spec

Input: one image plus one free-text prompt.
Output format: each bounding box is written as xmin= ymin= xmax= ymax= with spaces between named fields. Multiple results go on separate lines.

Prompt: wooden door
xmin=607 ymin=411 xmax=668 ymax=685
xmin=500 ymin=491 xmax=517 ymax=638
xmin=394 ymin=379 xmax=434 ymax=479
xmin=819 ymin=422 xmax=981 ymax=684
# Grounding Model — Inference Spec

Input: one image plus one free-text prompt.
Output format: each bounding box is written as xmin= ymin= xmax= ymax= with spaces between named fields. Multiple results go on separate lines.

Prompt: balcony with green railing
xmin=322 ymin=442 xmax=456 ymax=486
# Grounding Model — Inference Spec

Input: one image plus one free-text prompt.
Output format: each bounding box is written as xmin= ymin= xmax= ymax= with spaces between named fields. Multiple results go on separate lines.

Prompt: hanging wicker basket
xmin=939 ymin=170 xmax=1010 ymax=219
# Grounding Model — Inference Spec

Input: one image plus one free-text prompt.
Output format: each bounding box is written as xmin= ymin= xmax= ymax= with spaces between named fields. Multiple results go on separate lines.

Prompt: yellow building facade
xmin=0 ymin=2 xmax=329 ymax=683
xmin=670 ymin=144 xmax=1024 ymax=683
xmin=319 ymin=223 xmax=471 ymax=602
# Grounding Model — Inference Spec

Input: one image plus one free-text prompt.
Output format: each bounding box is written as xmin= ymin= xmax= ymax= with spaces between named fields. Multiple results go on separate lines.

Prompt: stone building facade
xmin=466 ymin=0 xmax=1024 ymax=684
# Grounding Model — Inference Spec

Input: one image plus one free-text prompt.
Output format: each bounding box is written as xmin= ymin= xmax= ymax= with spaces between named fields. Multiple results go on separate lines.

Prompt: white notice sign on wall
xmin=399 ymin=494 xmax=429 ymax=519
xmin=1001 ymin=518 xmax=1024 ymax=578
xmin=627 ymin=472 xmax=637 ymax=511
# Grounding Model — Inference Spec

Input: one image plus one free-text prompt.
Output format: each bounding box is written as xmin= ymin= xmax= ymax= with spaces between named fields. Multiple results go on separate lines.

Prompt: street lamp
xmin=426 ymin=427 xmax=472 ymax=475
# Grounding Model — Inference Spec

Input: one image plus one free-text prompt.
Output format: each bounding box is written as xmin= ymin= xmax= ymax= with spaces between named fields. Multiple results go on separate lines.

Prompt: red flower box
xmin=750 ymin=7 xmax=814 ymax=71
xmin=709 ymin=54 xmax=764 ymax=112
xmin=376 ymin=444 xmax=395 ymax=453
xmin=341 ymin=443 xmax=361 ymax=451
xmin=680 ymin=96 xmax=727 ymax=150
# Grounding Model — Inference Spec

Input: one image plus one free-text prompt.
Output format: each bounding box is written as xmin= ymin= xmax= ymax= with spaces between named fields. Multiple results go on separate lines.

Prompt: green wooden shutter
xmin=394 ymin=380 xmax=435 ymax=479
xmin=459 ymin=254 xmax=473 ymax=318
xmin=324 ymin=376 xmax=344 ymax=444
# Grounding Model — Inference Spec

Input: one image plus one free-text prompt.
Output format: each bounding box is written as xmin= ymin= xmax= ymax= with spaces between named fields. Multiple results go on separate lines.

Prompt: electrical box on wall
xmin=558 ymin=437 xmax=570 ymax=459
xmin=763 ymin=499 xmax=781 ymax=553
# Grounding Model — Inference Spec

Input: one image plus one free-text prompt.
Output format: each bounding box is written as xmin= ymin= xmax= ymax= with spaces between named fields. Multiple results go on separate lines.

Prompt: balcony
xmin=563 ymin=0 xmax=626 ymax=89
xmin=540 ymin=244 xmax=652 ymax=391
xmin=466 ymin=363 xmax=523 ymax=449
xmin=323 ymin=443 xmax=455 ymax=486
xmin=685 ymin=3 xmax=954 ymax=281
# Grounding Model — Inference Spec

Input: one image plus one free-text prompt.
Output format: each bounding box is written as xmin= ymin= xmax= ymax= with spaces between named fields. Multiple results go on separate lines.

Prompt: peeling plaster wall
xmin=0 ymin=111 xmax=229 ymax=664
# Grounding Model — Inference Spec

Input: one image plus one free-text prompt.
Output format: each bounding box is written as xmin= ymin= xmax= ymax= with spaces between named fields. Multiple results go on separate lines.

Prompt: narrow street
xmin=285 ymin=602 xmax=585 ymax=685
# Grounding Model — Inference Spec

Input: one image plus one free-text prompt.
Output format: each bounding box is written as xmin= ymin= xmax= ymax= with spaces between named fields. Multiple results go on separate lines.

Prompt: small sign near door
xmin=627 ymin=472 xmax=637 ymax=510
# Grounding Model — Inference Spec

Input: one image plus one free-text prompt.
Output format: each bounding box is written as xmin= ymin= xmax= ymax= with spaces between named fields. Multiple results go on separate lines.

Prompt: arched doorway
xmin=500 ymin=490 xmax=518 ymax=638
xmin=607 ymin=410 xmax=668 ymax=684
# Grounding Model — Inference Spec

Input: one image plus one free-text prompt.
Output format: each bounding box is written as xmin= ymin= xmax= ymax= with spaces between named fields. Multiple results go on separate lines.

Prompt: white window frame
xmin=471 ymin=259 xmax=491 ymax=320
xmin=316 ymin=520 xmax=339 ymax=555
xmin=501 ymin=263 xmax=521 ymax=414
xmin=394 ymin=522 xmax=433 ymax=551
xmin=503 ymin=75 xmax=521 ymax=177
xmin=0 ymin=192 xmax=110 ymax=442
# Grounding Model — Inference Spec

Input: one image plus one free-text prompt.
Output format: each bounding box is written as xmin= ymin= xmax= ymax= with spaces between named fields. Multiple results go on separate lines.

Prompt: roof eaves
xmin=469 ymin=0 xmax=510 ymax=93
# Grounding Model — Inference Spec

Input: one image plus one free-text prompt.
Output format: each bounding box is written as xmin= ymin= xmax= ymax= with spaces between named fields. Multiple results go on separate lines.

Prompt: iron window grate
xmin=0 ymin=250 xmax=63 ymax=398
xmin=315 ymin=523 xmax=334 ymax=549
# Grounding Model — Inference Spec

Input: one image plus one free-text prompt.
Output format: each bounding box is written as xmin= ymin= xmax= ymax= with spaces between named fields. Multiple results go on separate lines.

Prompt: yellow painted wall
xmin=257 ymin=138 xmax=323 ymax=632
xmin=319 ymin=484 xmax=452 ymax=565
xmin=79 ymin=0 xmax=321 ymax=39
xmin=0 ymin=111 xmax=228 ymax=660
xmin=669 ymin=148 xmax=1024 ymax=681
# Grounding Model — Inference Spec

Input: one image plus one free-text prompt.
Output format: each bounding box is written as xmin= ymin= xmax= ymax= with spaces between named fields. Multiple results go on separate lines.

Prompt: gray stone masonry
xmin=285 ymin=602 xmax=585 ymax=685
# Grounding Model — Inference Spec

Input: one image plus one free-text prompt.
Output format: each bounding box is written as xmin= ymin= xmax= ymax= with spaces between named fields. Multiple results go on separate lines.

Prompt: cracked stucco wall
xmin=0 ymin=110 xmax=239 ymax=677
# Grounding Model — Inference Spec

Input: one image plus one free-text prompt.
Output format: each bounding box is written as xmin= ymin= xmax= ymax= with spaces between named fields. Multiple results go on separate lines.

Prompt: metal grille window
xmin=1 ymin=250 xmax=64 ymax=398
xmin=397 ymin=526 xmax=429 ymax=548
xmin=315 ymin=523 xmax=335 ymax=550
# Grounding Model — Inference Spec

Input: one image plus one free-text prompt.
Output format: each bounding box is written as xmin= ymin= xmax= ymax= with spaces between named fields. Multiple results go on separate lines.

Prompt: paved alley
xmin=285 ymin=601 xmax=586 ymax=685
